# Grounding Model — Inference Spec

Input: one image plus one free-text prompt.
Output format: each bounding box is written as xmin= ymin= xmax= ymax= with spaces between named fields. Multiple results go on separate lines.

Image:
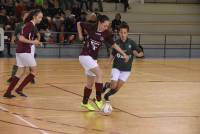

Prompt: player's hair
xmin=21 ymin=11 xmax=29 ymax=19
xmin=97 ymin=15 xmax=109 ymax=23
xmin=119 ymin=22 xmax=129 ymax=32
xmin=24 ymin=9 xmax=42 ymax=23
xmin=115 ymin=13 xmax=121 ymax=20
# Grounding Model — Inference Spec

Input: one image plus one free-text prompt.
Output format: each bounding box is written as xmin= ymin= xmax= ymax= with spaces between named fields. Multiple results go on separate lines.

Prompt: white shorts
xmin=111 ymin=68 xmax=131 ymax=82
xmin=79 ymin=56 xmax=98 ymax=76
xmin=31 ymin=45 xmax=35 ymax=56
xmin=16 ymin=53 xmax=37 ymax=68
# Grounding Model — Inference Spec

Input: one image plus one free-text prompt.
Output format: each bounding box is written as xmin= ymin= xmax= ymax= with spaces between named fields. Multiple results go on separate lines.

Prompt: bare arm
xmin=19 ymin=35 xmax=41 ymax=45
xmin=133 ymin=50 xmax=144 ymax=57
xmin=11 ymin=34 xmax=16 ymax=45
xmin=36 ymin=32 xmax=41 ymax=41
xmin=77 ymin=22 xmax=84 ymax=41
xmin=112 ymin=43 xmax=129 ymax=62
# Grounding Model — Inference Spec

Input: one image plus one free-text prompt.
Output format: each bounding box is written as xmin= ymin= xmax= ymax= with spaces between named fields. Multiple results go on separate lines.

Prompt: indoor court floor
xmin=0 ymin=58 xmax=200 ymax=134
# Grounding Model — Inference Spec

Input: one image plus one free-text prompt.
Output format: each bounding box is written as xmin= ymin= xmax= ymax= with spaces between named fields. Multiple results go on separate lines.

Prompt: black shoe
xmin=3 ymin=92 xmax=16 ymax=98
xmin=15 ymin=90 xmax=27 ymax=97
xmin=102 ymin=82 xmax=110 ymax=93
xmin=31 ymin=79 xmax=35 ymax=84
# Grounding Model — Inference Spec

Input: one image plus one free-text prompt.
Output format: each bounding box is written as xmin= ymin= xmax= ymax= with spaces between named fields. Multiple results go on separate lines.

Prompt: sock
xmin=102 ymin=82 xmax=111 ymax=93
xmin=83 ymin=87 xmax=92 ymax=104
xmin=6 ymin=76 xmax=20 ymax=93
xmin=104 ymin=88 xmax=118 ymax=101
xmin=16 ymin=73 xmax=35 ymax=92
xmin=11 ymin=65 xmax=18 ymax=76
xmin=95 ymin=83 xmax=103 ymax=101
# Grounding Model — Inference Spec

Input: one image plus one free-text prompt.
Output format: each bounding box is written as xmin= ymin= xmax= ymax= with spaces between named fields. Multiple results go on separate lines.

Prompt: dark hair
xmin=115 ymin=13 xmax=121 ymax=19
xmin=24 ymin=9 xmax=42 ymax=23
xmin=119 ymin=22 xmax=129 ymax=32
xmin=97 ymin=15 xmax=109 ymax=23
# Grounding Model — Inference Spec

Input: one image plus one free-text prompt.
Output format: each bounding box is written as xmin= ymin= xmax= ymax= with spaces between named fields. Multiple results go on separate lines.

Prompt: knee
xmin=96 ymin=70 xmax=103 ymax=79
xmin=86 ymin=83 xmax=93 ymax=89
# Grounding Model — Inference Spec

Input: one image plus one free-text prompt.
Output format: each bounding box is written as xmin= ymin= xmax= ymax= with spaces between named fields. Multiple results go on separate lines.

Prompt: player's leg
xmin=3 ymin=67 xmax=25 ymax=98
xmin=90 ymin=66 xmax=104 ymax=109
xmin=15 ymin=54 xmax=37 ymax=97
xmin=29 ymin=67 xmax=35 ymax=84
xmin=79 ymin=55 xmax=104 ymax=109
xmin=104 ymin=80 xmax=120 ymax=101
xmin=15 ymin=66 xmax=36 ymax=97
xmin=81 ymin=75 xmax=96 ymax=111
xmin=104 ymin=69 xmax=130 ymax=101
xmin=7 ymin=64 xmax=18 ymax=83
xmin=102 ymin=82 xmax=111 ymax=93
xmin=30 ymin=45 xmax=36 ymax=84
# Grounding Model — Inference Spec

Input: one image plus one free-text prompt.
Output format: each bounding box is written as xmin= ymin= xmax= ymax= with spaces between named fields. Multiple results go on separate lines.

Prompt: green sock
xmin=104 ymin=89 xmax=118 ymax=101
xmin=11 ymin=65 xmax=18 ymax=76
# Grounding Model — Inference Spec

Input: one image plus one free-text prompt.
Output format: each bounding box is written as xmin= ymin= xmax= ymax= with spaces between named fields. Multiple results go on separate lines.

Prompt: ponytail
xmin=24 ymin=9 xmax=42 ymax=23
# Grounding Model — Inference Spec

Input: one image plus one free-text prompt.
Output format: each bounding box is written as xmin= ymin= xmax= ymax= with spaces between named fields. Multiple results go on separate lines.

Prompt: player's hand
xmin=32 ymin=40 xmax=41 ymax=46
xmin=124 ymin=54 xmax=129 ymax=62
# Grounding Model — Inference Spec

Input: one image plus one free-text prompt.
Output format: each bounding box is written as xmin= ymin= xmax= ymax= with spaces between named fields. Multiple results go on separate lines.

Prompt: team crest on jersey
xmin=100 ymin=37 xmax=104 ymax=41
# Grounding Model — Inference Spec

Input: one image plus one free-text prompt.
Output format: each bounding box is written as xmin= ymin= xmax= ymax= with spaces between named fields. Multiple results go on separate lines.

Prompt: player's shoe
xmin=93 ymin=97 xmax=104 ymax=110
xmin=3 ymin=92 xmax=16 ymax=99
xmin=31 ymin=78 xmax=35 ymax=84
xmin=81 ymin=102 xmax=95 ymax=111
xmin=15 ymin=90 xmax=28 ymax=97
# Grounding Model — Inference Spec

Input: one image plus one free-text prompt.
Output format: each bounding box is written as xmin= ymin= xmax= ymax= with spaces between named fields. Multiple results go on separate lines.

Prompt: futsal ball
xmin=101 ymin=102 xmax=113 ymax=116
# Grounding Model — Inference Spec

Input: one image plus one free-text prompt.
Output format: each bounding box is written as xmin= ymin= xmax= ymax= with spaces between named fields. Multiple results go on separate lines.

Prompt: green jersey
xmin=112 ymin=38 xmax=142 ymax=71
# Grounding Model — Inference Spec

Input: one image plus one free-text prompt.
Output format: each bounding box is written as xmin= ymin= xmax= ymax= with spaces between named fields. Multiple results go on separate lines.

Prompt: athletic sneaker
xmin=31 ymin=79 xmax=35 ymax=84
xmin=3 ymin=92 xmax=16 ymax=99
xmin=93 ymin=98 xmax=104 ymax=110
xmin=81 ymin=102 xmax=95 ymax=111
xmin=15 ymin=90 xmax=27 ymax=97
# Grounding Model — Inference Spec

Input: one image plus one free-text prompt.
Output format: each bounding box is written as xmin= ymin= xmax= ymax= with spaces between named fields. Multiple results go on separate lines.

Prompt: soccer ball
xmin=101 ymin=102 xmax=113 ymax=116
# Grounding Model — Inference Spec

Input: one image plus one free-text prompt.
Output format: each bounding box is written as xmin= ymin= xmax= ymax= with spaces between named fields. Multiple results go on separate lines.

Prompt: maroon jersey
xmin=16 ymin=22 xmax=38 ymax=53
xmin=80 ymin=22 xmax=114 ymax=59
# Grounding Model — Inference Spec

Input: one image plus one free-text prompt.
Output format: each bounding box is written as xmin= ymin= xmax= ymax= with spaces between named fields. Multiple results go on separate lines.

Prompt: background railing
xmin=3 ymin=31 xmax=200 ymax=58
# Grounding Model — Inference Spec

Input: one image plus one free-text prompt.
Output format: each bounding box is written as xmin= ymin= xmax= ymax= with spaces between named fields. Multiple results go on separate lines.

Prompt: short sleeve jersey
xmin=80 ymin=22 xmax=114 ymax=60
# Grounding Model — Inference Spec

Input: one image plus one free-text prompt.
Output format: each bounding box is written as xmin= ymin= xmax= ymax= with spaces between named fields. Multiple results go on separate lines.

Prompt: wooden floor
xmin=0 ymin=58 xmax=200 ymax=134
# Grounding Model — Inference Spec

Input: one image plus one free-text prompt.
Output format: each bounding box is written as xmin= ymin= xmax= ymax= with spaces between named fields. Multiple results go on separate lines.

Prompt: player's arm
xmin=11 ymin=34 xmax=16 ymax=45
xmin=77 ymin=22 xmax=84 ymax=41
xmin=36 ymin=32 xmax=41 ymax=41
xmin=19 ymin=23 xmax=41 ymax=45
xmin=109 ymin=52 xmax=114 ymax=61
xmin=19 ymin=35 xmax=40 ymax=45
xmin=133 ymin=50 xmax=144 ymax=57
xmin=112 ymin=43 xmax=129 ymax=62
xmin=132 ymin=43 xmax=144 ymax=57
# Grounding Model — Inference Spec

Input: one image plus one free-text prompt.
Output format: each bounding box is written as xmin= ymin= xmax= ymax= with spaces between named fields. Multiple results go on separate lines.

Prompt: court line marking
xmin=0 ymin=107 xmax=121 ymax=134
xmin=46 ymin=83 xmax=200 ymax=119
xmin=0 ymin=105 xmax=49 ymax=134
xmin=0 ymin=119 xmax=69 ymax=134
